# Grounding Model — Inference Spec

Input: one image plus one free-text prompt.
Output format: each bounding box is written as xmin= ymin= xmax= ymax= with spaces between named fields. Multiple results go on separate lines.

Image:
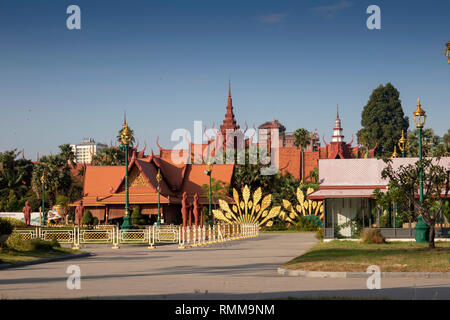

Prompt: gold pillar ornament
xmin=391 ymin=146 xmax=399 ymax=158
xmin=446 ymin=41 xmax=450 ymax=64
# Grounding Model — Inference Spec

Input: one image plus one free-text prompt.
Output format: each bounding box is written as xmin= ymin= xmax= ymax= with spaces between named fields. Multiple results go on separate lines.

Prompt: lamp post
xmin=205 ymin=161 xmax=212 ymax=218
xmin=120 ymin=121 xmax=133 ymax=230
xmin=445 ymin=41 xmax=450 ymax=64
xmin=40 ymin=171 xmax=46 ymax=226
xmin=413 ymin=98 xmax=426 ymax=203
xmin=156 ymin=168 xmax=162 ymax=226
xmin=398 ymin=130 xmax=407 ymax=158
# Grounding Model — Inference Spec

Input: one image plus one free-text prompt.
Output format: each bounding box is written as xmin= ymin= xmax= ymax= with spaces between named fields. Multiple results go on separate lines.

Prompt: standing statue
xmin=75 ymin=200 xmax=84 ymax=226
xmin=193 ymin=193 xmax=199 ymax=227
xmin=181 ymin=192 xmax=188 ymax=228
xmin=22 ymin=201 xmax=32 ymax=226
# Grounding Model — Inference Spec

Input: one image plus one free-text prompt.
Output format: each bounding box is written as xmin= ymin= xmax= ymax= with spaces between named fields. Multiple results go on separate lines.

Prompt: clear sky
xmin=1 ymin=0 xmax=449 ymax=159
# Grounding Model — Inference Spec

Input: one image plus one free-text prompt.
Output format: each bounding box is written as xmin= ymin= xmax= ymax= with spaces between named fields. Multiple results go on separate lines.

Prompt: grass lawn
xmin=0 ymin=247 xmax=81 ymax=264
xmin=284 ymin=241 xmax=450 ymax=272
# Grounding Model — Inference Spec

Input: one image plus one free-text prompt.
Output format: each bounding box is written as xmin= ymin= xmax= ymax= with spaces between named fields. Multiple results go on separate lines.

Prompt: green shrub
xmin=0 ymin=218 xmax=14 ymax=235
xmin=131 ymin=205 xmax=147 ymax=225
xmin=82 ymin=210 xmax=94 ymax=225
xmin=361 ymin=228 xmax=386 ymax=244
xmin=293 ymin=216 xmax=320 ymax=231
xmin=5 ymin=233 xmax=61 ymax=251
xmin=1 ymin=217 xmax=26 ymax=227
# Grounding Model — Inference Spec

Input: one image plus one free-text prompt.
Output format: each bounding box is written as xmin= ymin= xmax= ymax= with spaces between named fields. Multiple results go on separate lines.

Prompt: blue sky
xmin=0 ymin=0 xmax=449 ymax=159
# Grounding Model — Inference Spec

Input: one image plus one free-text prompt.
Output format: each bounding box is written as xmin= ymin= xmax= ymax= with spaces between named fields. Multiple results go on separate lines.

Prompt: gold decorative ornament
xmin=212 ymin=185 xmax=282 ymax=227
xmin=398 ymin=130 xmax=407 ymax=153
xmin=280 ymin=187 xmax=324 ymax=223
xmin=391 ymin=146 xmax=399 ymax=158
xmin=121 ymin=122 xmax=132 ymax=145
xmin=446 ymin=41 xmax=450 ymax=64
xmin=413 ymin=98 xmax=426 ymax=128
xmin=156 ymin=168 xmax=162 ymax=183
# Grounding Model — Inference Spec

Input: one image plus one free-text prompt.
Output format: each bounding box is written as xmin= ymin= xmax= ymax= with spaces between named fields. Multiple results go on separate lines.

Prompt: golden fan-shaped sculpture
xmin=212 ymin=185 xmax=282 ymax=227
xmin=279 ymin=187 xmax=324 ymax=224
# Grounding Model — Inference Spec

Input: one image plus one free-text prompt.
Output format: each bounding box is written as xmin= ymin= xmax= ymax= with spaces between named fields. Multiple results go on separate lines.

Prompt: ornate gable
xmin=129 ymin=165 xmax=151 ymax=188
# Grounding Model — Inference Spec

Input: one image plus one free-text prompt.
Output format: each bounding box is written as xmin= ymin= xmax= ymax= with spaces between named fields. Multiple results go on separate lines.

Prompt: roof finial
xmin=336 ymin=104 xmax=339 ymax=119
xmin=123 ymin=110 xmax=127 ymax=125
xmin=228 ymin=79 xmax=231 ymax=98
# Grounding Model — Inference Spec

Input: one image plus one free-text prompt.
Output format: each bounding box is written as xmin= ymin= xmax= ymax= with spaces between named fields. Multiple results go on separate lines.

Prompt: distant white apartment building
xmin=70 ymin=138 xmax=107 ymax=164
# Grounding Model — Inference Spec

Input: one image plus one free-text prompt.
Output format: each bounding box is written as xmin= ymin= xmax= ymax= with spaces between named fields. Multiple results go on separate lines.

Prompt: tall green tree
xmin=0 ymin=150 xmax=34 ymax=211
xmin=357 ymin=83 xmax=409 ymax=156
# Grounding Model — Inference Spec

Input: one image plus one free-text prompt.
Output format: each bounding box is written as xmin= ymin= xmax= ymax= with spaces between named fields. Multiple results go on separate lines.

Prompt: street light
xmin=205 ymin=161 xmax=212 ymax=219
xmin=156 ymin=168 xmax=162 ymax=226
xmin=398 ymin=130 xmax=407 ymax=158
xmin=40 ymin=171 xmax=46 ymax=226
xmin=445 ymin=41 xmax=450 ymax=64
xmin=413 ymin=98 xmax=426 ymax=203
xmin=120 ymin=120 xmax=133 ymax=230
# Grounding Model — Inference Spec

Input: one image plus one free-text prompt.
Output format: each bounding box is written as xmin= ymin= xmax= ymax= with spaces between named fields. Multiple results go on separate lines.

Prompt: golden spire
xmin=446 ymin=41 xmax=450 ymax=64
xmin=398 ymin=130 xmax=407 ymax=152
xmin=391 ymin=146 xmax=399 ymax=158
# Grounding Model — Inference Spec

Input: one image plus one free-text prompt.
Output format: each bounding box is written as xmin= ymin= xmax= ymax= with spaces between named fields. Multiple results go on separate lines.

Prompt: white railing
xmin=11 ymin=223 xmax=259 ymax=249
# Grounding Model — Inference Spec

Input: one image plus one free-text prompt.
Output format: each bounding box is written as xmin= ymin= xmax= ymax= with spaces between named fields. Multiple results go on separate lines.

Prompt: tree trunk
xmin=429 ymin=224 xmax=435 ymax=249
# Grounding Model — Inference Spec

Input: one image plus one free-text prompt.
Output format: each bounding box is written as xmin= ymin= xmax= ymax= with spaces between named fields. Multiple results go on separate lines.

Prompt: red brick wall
xmin=278 ymin=147 xmax=301 ymax=180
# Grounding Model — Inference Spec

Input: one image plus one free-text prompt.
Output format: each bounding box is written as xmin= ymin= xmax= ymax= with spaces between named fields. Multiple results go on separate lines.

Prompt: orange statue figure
xmin=75 ymin=200 xmax=84 ymax=226
xmin=22 ymin=201 xmax=32 ymax=226
xmin=193 ymin=193 xmax=199 ymax=227
xmin=181 ymin=192 xmax=188 ymax=228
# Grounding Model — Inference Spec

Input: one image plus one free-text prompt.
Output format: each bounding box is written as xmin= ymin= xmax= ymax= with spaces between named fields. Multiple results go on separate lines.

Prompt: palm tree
xmin=293 ymin=128 xmax=311 ymax=181
xmin=58 ymin=144 xmax=76 ymax=167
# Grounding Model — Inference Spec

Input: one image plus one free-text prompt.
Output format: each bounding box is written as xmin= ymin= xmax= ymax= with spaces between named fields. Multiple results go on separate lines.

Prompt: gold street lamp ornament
xmin=391 ymin=146 xmax=399 ymax=158
xmin=398 ymin=130 xmax=407 ymax=153
xmin=121 ymin=122 xmax=132 ymax=146
xmin=446 ymin=41 xmax=450 ymax=64
xmin=156 ymin=168 xmax=162 ymax=190
xmin=413 ymin=98 xmax=426 ymax=128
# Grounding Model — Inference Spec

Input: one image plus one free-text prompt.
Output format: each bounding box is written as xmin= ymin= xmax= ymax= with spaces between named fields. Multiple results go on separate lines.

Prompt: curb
xmin=277 ymin=268 xmax=450 ymax=279
xmin=0 ymin=252 xmax=92 ymax=270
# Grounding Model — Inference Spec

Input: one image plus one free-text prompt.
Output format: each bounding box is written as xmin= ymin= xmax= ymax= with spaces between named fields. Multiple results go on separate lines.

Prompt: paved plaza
xmin=1 ymin=233 xmax=450 ymax=300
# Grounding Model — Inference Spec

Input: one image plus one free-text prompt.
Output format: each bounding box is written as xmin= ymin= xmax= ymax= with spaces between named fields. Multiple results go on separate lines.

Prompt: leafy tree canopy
xmin=357 ymin=83 xmax=409 ymax=156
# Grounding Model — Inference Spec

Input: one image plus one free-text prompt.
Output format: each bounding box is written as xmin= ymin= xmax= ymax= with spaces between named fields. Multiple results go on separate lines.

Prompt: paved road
xmin=1 ymin=233 xmax=449 ymax=299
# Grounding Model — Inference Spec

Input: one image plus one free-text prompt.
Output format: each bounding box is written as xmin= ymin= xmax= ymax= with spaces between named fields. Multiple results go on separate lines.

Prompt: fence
xmin=177 ymin=223 xmax=259 ymax=249
xmin=323 ymin=227 xmax=450 ymax=239
xmin=11 ymin=223 xmax=260 ymax=249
